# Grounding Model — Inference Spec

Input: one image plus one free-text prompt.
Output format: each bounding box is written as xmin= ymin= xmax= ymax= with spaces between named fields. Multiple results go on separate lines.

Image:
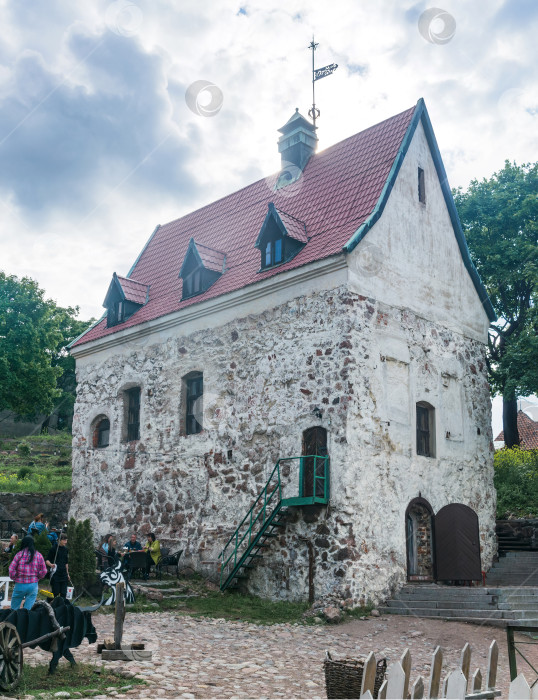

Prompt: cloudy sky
xmin=0 ymin=1 xmax=536 ymax=362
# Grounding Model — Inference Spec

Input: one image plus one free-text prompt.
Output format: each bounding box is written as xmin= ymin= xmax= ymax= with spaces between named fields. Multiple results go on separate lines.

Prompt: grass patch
xmin=14 ymin=662 xmax=145 ymax=698
xmin=0 ymin=433 xmax=72 ymax=493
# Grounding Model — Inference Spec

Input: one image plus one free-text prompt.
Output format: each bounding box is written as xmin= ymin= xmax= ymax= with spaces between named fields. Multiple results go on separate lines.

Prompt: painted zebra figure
xmin=99 ymin=558 xmax=136 ymax=605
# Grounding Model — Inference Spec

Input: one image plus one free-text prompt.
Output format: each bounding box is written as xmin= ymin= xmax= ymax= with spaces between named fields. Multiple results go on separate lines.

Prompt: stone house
xmin=70 ymin=99 xmax=497 ymax=605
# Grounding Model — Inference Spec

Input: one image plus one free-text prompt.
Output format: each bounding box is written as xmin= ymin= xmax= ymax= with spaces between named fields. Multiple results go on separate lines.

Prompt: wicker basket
xmin=324 ymin=650 xmax=387 ymax=699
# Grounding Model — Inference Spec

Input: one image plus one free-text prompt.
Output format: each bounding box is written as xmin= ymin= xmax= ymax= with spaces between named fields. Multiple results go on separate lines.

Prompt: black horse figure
xmin=0 ymin=597 xmax=97 ymax=674
xmin=99 ymin=557 xmax=136 ymax=605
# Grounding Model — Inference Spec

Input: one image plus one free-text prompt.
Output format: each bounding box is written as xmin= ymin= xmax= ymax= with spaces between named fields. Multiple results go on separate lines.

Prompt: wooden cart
xmin=0 ymin=619 xmax=71 ymax=691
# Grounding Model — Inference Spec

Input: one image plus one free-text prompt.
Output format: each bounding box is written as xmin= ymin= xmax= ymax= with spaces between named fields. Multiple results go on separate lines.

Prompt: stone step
xmin=395 ymin=589 xmax=501 ymax=600
xmin=500 ymin=589 xmax=538 ymax=607
xmin=378 ymin=609 xmax=510 ymax=627
xmin=386 ymin=599 xmax=502 ymax=611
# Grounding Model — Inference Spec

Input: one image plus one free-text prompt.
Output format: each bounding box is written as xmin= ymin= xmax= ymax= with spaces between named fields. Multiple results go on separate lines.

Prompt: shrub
xmin=17 ymin=466 xmax=32 ymax=480
xmin=67 ymin=517 xmax=96 ymax=591
xmin=9 ymin=531 xmax=53 ymax=565
xmin=17 ymin=441 xmax=31 ymax=457
xmin=494 ymin=447 xmax=538 ymax=518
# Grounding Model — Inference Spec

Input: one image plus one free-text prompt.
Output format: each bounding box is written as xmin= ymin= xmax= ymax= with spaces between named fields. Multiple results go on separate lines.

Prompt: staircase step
xmin=386 ymin=599 xmax=501 ymax=611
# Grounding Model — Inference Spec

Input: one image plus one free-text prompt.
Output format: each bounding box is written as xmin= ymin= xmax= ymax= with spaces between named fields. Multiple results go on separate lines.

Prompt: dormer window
xmin=264 ymin=237 xmax=283 ymax=268
xmin=255 ymin=202 xmax=307 ymax=271
xmin=103 ymin=273 xmax=149 ymax=328
xmin=180 ymin=239 xmax=226 ymax=300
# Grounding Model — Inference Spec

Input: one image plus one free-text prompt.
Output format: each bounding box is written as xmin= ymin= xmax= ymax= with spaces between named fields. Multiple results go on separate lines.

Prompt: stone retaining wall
xmin=0 ymin=491 xmax=71 ymax=533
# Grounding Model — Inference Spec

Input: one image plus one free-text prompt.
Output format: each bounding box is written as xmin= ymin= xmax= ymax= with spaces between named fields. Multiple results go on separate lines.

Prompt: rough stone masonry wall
xmin=71 ymin=285 xmax=495 ymax=605
xmin=246 ymin=292 xmax=495 ymax=605
xmin=71 ymin=287 xmax=352 ymax=568
xmin=0 ymin=491 xmax=71 ymax=534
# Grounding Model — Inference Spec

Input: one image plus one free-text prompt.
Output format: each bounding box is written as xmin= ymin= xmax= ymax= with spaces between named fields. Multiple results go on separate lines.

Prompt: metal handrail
xmin=219 ymin=455 xmax=329 ymax=589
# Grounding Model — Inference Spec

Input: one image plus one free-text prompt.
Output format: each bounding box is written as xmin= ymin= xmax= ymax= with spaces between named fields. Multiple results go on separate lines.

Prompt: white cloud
xmin=0 ymin=0 xmax=535 ymax=324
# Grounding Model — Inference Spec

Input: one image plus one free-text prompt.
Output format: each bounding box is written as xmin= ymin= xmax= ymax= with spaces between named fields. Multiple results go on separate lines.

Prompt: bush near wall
xmin=494 ymin=447 xmax=538 ymax=518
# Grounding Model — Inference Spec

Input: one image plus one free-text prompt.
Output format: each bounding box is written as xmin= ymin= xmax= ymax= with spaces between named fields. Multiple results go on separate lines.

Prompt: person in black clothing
xmin=46 ymin=534 xmax=71 ymax=598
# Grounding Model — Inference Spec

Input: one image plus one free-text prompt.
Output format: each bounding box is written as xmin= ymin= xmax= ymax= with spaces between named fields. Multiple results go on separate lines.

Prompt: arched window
xmin=416 ymin=402 xmax=435 ymax=457
xmin=92 ymin=417 xmax=110 ymax=448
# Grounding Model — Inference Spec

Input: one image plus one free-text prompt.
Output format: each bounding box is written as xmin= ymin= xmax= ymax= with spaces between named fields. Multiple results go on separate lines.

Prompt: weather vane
xmin=308 ymin=36 xmax=338 ymax=128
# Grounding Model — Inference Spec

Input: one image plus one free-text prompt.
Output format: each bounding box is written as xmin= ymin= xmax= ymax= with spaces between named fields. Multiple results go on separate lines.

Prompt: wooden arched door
xmin=434 ymin=503 xmax=481 ymax=582
xmin=302 ymin=427 xmax=328 ymax=498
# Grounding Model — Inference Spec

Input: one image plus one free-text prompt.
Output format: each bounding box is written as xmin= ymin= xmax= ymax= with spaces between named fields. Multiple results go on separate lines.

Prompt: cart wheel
xmin=0 ymin=622 xmax=23 ymax=691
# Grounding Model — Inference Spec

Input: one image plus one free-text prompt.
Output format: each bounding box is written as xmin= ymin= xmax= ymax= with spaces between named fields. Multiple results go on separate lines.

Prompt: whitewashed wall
xmin=70 ymin=121 xmax=495 ymax=605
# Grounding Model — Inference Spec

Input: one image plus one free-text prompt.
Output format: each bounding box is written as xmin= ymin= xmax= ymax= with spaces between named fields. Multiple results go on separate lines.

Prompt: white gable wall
xmin=348 ymin=120 xmax=490 ymax=343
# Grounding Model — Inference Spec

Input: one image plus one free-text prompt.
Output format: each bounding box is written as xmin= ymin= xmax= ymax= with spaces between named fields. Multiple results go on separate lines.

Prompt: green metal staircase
xmin=219 ymin=455 xmax=329 ymax=591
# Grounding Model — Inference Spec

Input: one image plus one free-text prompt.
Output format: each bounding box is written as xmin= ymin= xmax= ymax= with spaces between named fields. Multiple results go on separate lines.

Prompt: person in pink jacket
xmin=9 ymin=535 xmax=47 ymax=610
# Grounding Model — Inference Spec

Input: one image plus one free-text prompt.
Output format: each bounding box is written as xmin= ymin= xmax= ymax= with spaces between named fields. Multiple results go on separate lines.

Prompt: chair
xmin=158 ymin=548 xmax=184 ymax=578
xmin=123 ymin=550 xmax=147 ymax=581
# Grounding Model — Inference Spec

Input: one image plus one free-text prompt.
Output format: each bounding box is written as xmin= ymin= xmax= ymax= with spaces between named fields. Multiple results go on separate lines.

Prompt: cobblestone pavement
xmin=20 ymin=612 xmax=527 ymax=698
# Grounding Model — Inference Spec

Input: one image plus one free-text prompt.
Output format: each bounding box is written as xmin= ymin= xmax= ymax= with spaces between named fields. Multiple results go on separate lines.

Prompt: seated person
xmin=98 ymin=534 xmax=117 ymax=568
xmin=27 ymin=513 xmax=49 ymax=536
xmin=143 ymin=533 xmax=161 ymax=579
xmin=123 ymin=533 xmax=142 ymax=551
xmin=3 ymin=533 xmax=18 ymax=554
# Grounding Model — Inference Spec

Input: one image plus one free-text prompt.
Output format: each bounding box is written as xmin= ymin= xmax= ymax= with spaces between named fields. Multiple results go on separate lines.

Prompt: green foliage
xmin=16 ymin=466 xmax=32 ymax=480
xmin=0 ymin=270 xmax=94 ymax=423
xmin=66 ymin=517 xmax=96 ymax=590
xmin=454 ymin=161 xmax=538 ymax=445
xmin=494 ymin=447 xmax=538 ymax=518
xmin=17 ymin=440 xmax=31 ymax=457
xmin=0 ymin=433 xmax=71 ymax=493
xmin=9 ymin=530 xmax=53 ymax=565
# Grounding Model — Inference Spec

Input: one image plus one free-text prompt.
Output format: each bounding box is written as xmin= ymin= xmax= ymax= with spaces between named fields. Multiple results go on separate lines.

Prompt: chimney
xmin=277 ymin=108 xmax=318 ymax=171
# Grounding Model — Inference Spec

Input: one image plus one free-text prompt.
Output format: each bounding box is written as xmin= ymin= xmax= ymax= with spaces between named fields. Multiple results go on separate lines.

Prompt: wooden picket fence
xmin=338 ymin=639 xmax=538 ymax=699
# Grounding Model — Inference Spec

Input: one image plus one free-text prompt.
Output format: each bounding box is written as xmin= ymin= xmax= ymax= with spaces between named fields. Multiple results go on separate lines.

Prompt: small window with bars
xmin=126 ymin=387 xmax=141 ymax=441
xmin=186 ymin=373 xmax=203 ymax=435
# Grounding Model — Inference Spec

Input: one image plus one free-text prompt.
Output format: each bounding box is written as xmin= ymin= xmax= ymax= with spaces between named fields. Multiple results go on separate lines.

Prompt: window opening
xmin=418 ymin=167 xmax=426 ymax=204
xmin=127 ymin=388 xmax=141 ymax=441
xmin=186 ymin=373 xmax=203 ymax=435
xmin=184 ymin=268 xmax=203 ymax=298
xmin=97 ymin=419 xmax=110 ymax=448
xmin=263 ymin=237 xmax=285 ymax=269
xmin=416 ymin=402 xmax=435 ymax=457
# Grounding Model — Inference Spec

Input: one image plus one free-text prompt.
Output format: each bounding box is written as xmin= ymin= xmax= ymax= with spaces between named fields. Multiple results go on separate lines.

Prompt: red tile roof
xmin=496 ymin=411 xmax=538 ymax=449
xmin=74 ymin=104 xmax=416 ymax=347
xmin=194 ymin=242 xmax=226 ymax=274
xmin=115 ymin=275 xmax=149 ymax=305
xmin=276 ymin=207 xmax=308 ymax=244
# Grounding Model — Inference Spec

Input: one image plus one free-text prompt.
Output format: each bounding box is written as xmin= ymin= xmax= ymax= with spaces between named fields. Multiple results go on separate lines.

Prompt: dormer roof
xmin=103 ymin=273 xmax=149 ymax=308
xmin=179 ymin=238 xmax=226 ymax=277
xmin=255 ymin=203 xmax=308 ymax=248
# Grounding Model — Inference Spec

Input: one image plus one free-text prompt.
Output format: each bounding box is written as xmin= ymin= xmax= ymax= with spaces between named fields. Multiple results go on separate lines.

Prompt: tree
xmin=454 ymin=161 xmax=538 ymax=447
xmin=0 ymin=273 xmax=63 ymax=418
xmin=67 ymin=517 xmax=96 ymax=591
xmin=0 ymin=271 xmax=94 ymax=424
xmin=49 ymin=305 xmax=96 ymax=430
